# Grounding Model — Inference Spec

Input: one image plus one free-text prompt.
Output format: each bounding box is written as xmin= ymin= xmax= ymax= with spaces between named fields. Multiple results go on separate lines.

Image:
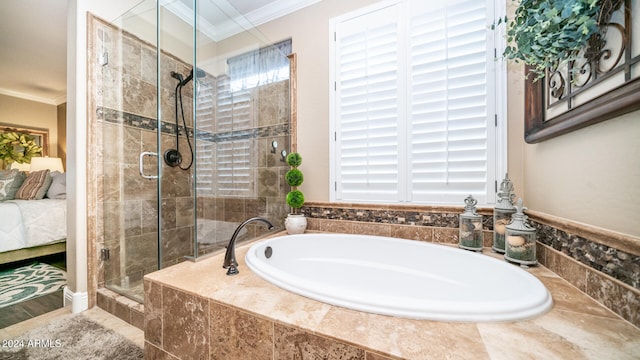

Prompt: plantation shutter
xmin=334 ymin=4 xmax=402 ymax=202
xmin=215 ymin=75 xmax=253 ymax=196
xmin=408 ymin=0 xmax=492 ymax=204
xmin=195 ymin=77 xmax=216 ymax=195
xmin=333 ymin=0 xmax=495 ymax=204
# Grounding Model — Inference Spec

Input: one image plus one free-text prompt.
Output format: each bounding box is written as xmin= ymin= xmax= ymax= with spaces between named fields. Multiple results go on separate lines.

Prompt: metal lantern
xmin=505 ymin=198 xmax=538 ymax=267
xmin=492 ymin=173 xmax=516 ymax=253
xmin=459 ymin=195 xmax=483 ymax=252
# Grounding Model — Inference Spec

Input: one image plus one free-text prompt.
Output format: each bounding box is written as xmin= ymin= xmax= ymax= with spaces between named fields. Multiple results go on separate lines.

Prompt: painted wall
xmin=250 ymin=0 xmax=639 ymax=238
xmin=0 ymin=94 xmax=59 ymax=158
xmin=57 ymin=103 xmax=67 ymax=169
xmin=523 ymin=111 xmax=640 ymax=237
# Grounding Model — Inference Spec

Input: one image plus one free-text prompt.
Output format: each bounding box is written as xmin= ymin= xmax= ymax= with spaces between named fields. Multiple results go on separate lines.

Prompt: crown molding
xmin=0 ymin=88 xmax=66 ymax=106
xmin=244 ymin=0 xmax=321 ymax=27
xmin=164 ymin=0 xmax=319 ymax=42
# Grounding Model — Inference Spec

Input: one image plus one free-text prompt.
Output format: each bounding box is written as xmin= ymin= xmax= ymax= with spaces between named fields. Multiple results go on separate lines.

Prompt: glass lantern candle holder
xmin=505 ymin=198 xmax=538 ymax=267
xmin=459 ymin=195 xmax=483 ymax=252
xmin=493 ymin=173 xmax=516 ymax=253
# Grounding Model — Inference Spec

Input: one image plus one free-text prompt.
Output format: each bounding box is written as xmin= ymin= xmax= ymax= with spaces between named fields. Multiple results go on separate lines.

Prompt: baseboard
xmin=63 ymin=286 xmax=88 ymax=313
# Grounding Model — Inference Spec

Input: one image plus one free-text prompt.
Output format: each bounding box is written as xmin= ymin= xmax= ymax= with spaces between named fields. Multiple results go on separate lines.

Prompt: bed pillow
xmin=15 ymin=169 xmax=52 ymax=200
xmin=0 ymin=168 xmax=27 ymax=201
xmin=46 ymin=171 xmax=66 ymax=199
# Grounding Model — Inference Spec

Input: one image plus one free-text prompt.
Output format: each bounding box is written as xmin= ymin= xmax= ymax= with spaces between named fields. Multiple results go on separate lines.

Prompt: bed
xmin=0 ymin=199 xmax=66 ymax=264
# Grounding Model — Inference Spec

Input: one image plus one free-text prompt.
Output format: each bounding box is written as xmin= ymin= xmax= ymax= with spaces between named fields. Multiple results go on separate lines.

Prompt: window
xmin=227 ymin=39 xmax=292 ymax=91
xmin=330 ymin=0 xmax=505 ymax=205
xmin=202 ymin=39 xmax=291 ymax=197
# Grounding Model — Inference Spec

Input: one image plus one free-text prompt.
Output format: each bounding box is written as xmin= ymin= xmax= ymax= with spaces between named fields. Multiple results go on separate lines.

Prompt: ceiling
xmin=0 ymin=0 xmax=67 ymax=105
xmin=0 ymin=0 xmax=319 ymax=106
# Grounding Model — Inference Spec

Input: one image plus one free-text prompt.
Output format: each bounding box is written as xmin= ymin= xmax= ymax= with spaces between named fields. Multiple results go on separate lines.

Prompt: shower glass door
xmin=99 ymin=0 xmax=198 ymax=302
xmin=190 ymin=0 xmax=291 ymax=258
xmin=98 ymin=0 xmax=292 ymax=303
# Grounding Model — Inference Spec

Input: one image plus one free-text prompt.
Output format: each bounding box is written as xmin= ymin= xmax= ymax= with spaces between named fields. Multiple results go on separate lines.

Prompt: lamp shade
xmin=10 ymin=162 xmax=31 ymax=172
xmin=30 ymin=157 xmax=64 ymax=173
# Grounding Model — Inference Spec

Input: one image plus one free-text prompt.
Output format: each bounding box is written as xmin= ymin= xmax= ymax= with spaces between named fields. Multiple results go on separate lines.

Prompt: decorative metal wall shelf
xmin=525 ymin=0 xmax=640 ymax=143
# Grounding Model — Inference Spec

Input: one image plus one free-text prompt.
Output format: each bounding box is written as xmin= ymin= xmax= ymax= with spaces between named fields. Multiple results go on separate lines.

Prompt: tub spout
xmin=223 ymin=217 xmax=274 ymax=275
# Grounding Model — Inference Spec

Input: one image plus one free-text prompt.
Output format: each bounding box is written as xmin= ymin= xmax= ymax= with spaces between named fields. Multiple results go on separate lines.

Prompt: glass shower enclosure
xmin=95 ymin=0 xmax=291 ymax=302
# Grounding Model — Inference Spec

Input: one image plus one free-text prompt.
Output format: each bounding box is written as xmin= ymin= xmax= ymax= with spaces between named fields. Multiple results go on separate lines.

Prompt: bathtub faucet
xmin=223 ymin=217 xmax=274 ymax=276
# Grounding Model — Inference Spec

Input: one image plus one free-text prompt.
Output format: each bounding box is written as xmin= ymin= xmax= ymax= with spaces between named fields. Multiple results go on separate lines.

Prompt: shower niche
xmin=91 ymin=1 xmax=293 ymax=302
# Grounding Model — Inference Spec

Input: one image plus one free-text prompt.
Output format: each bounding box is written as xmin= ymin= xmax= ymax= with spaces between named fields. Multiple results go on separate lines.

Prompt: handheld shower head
xmin=170 ymin=71 xmax=184 ymax=83
xmin=166 ymin=67 xmax=204 ymax=170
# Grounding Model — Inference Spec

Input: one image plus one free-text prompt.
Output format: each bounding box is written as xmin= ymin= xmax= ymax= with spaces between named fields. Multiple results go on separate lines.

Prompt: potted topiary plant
xmin=284 ymin=152 xmax=307 ymax=234
xmin=499 ymin=0 xmax=623 ymax=80
xmin=0 ymin=132 xmax=43 ymax=168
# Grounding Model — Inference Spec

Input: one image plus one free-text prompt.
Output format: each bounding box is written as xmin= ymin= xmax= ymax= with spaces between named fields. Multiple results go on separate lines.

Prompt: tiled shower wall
xmin=91 ymin=16 xmax=290 ymax=295
xmin=302 ymin=202 xmax=640 ymax=327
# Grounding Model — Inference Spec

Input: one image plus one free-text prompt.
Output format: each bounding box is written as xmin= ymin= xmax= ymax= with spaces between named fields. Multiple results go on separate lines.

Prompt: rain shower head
xmin=179 ymin=68 xmax=206 ymax=86
xmin=196 ymin=68 xmax=206 ymax=78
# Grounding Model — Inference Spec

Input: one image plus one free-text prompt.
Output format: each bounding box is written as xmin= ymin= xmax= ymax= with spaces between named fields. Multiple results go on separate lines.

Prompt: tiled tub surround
xmin=302 ymin=202 xmax=640 ymax=328
xmin=144 ymin=234 xmax=640 ymax=359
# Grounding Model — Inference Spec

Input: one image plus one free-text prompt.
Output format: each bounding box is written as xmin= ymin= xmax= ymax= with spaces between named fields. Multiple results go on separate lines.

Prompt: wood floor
xmin=0 ymin=253 xmax=67 ymax=329
xmin=0 ymin=290 xmax=64 ymax=328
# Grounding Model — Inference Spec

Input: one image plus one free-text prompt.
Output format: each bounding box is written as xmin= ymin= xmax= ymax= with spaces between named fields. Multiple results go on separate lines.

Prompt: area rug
xmin=0 ymin=315 xmax=143 ymax=360
xmin=0 ymin=262 xmax=66 ymax=309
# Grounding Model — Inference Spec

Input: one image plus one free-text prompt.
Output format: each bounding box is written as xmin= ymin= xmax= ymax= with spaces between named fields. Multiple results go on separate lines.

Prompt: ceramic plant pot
xmin=285 ymin=214 xmax=307 ymax=235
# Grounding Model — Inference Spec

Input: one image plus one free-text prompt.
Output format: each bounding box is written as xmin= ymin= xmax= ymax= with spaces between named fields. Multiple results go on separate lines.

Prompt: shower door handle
xmin=139 ymin=151 xmax=159 ymax=179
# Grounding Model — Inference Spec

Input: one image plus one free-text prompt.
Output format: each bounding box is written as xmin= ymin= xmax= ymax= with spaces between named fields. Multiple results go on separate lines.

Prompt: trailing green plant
xmin=500 ymin=0 xmax=620 ymax=80
xmin=285 ymin=152 xmax=305 ymax=214
xmin=0 ymin=132 xmax=43 ymax=165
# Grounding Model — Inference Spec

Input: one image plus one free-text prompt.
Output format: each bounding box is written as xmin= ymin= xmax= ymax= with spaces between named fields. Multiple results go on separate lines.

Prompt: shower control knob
xmin=164 ymin=149 xmax=182 ymax=167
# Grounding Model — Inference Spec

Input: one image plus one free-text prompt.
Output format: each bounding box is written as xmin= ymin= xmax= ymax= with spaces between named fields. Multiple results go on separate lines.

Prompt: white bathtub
xmin=245 ymin=233 xmax=553 ymax=322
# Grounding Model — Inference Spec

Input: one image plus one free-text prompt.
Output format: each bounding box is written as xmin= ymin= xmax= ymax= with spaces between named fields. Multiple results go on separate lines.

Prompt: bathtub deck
xmin=144 ymin=236 xmax=640 ymax=360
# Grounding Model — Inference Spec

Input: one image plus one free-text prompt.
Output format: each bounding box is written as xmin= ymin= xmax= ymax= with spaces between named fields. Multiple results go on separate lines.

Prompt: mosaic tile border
xmin=302 ymin=202 xmax=639 ymax=291
xmin=302 ymin=204 xmax=492 ymax=229
xmin=533 ymin=221 xmax=639 ymax=289
xmin=97 ymin=106 xmax=289 ymax=142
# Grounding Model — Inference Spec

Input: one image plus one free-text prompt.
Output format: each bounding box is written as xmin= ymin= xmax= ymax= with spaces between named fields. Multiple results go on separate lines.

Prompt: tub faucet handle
xmin=226 ymin=264 xmax=239 ymax=276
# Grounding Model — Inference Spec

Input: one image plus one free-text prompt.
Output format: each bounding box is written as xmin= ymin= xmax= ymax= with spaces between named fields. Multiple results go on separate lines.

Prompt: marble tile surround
xmin=144 ymin=235 xmax=640 ymax=359
xmin=302 ymin=201 xmax=640 ymax=327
